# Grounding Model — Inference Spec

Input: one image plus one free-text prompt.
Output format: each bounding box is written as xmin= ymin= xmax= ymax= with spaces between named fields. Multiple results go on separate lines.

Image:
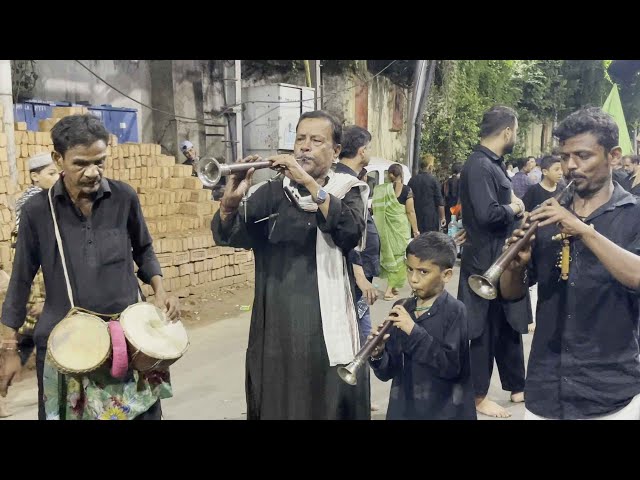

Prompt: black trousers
xmin=469 ymin=299 xmax=525 ymax=397
xmin=35 ymin=347 xmax=162 ymax=420
xmin=17 ymin=334 xmax=35 ymax=366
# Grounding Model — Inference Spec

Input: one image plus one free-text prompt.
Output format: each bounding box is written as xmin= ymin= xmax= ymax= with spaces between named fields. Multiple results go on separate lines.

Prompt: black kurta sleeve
xmin=466 ymin=159 xmax=516 ymax=229
xmin=369 ymin=328 xmax=403 ymax=382
xmin=316 ymin=187 xmax=365 ymax=252
xmin=1 ymin=206 xmax=40 ymax=329
xmin=211 ymin=182 xmax=273 ymax=250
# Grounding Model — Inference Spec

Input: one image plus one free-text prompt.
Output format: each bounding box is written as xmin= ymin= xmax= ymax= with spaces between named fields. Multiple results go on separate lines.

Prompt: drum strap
xmin=48 ymin=188 xmax=76 ymax=309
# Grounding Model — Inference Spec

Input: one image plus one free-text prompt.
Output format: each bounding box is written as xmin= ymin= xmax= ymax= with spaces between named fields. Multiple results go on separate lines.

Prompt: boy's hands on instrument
xmin=387 ymin=304 xmax=415 ymax=335
xmin=368 ymin=323 xmax=391 ymax=358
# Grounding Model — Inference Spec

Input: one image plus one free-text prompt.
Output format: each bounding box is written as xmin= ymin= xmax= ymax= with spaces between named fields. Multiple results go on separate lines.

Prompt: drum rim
xmin=47 ymin=312 xmax=112 ymax=374
xmin=120 ymin=302 xmax=189 ymax=360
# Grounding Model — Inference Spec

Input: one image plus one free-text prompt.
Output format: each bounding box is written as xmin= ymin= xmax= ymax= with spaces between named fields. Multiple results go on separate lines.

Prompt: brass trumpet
xmin=338 ymin=297 xmax=412 ymax=385
xmin=468 ymin=180 xmax=575 ymax=300
xmin=197 ymin=157 xmax=275 ymax=188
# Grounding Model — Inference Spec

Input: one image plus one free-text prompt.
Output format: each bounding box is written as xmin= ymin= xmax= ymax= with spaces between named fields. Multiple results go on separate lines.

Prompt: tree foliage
xmin=421 ymin=60 xmax=613 ymax=178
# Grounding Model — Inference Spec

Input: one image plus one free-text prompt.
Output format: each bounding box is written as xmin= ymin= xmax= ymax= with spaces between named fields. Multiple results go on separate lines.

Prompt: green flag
xmin=602 ymin=84 xmax=633 ymax=155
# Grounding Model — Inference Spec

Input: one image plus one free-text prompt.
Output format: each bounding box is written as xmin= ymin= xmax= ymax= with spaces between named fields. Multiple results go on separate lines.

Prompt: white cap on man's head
xmin=28 ymin=152 xmax=54 ymax=171
xmin=180 ymin=140 xmax=194 ymax=152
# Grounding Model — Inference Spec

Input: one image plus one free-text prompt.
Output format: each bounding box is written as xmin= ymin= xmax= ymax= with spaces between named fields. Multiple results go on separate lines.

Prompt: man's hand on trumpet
xmin=503 ymin=213 xmax=534 ymax=271
xmin=529 ymin=197 xmax=590 ymax=238
xmin=269 ymin=154 xmax=314 ymax=187
xmin=220 ymin=155 xmax=261 ymax=220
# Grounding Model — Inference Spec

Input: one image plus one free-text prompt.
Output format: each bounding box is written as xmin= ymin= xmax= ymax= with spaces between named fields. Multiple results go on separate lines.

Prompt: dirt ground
xmin=179 ymin=282 xmax=255 ymax=326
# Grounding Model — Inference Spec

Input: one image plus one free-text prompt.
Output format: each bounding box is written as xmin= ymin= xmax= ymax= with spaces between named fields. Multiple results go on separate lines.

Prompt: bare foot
xmin=511 ymin=392 xmax=525 ymax=403
xmin=476 ymin=397 xmax=511 ymax=418
xmin=384 ymin=289 xmax=398 ymax=301
xmin=528 ymin=323 xmax=536 ymax=333
xmin=0 ymin=397 xmax=12 ymax=418
xmin=371 ymin=403 xmax=380 ymax=412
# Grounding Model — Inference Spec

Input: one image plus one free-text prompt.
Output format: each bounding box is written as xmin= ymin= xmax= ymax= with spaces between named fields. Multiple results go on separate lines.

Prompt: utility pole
xmin=310 ymin=60 xmax=322 ymax=110
xmin=222 ymin=60 xmax=243 ymax=161
xmin=407 ymin=60 xmax=436 ymax=176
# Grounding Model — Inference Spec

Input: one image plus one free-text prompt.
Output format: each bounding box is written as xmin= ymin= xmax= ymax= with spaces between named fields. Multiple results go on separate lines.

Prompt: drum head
xmin=48 ymin=313 xmax=111 ymax=372
xmin=120 ymin=303 xmax=189 ymax=360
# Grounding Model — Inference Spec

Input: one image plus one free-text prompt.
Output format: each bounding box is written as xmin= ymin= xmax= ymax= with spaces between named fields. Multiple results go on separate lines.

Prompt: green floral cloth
xmin=43 ymin=361 xmax=173 ymax=420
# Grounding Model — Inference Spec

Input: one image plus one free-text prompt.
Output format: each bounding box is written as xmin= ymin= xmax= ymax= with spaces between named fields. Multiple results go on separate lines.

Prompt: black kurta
xmin=369 ymin=292 xmax=476 ymax=420
xmin=457 ymin=145 xmax=532 ymax=339
xmin=408 ymin=172 xmax=444 ymax=233
xmin=212 ymin=178 xmax=370 ymax=420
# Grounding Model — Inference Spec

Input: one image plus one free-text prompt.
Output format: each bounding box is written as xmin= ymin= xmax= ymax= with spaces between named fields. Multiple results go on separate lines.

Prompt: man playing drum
xmin=0 ymin=114 xmax=179 ymax=420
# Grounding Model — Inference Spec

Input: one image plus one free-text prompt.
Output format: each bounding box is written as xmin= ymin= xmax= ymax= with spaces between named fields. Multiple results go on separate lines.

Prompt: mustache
xmin=568 ymin=173 xmax=587 ymax=180
xmin=295 ymin=155 xmax=314 ymax=162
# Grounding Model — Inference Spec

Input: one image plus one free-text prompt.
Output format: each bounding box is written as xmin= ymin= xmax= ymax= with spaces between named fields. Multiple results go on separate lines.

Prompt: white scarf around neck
xmin=283 ymin=170 xmax=369 ymax=366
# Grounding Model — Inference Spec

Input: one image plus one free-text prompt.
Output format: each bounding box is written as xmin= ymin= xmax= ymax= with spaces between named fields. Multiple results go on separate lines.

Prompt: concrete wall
xmin=323 ymin=73 xmax=408 ymax=163
xmin=31 ymin=60 xmax=153 ymax=144
xmin=242 ymin=66 xmax=409 ymax=164
xmin=29 ymin=60 xmax=229 ymax=164
xmin=28 ymin=60 xmax=409 ymax=167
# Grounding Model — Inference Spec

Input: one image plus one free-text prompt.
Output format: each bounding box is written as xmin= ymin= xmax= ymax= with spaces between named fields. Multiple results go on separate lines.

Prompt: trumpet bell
xmin=468 ymin=274 xmax=498 ymax=300
xmin=337 ymin=363 xmax=358 ymax=385
xmin=197 ymin=157 xmax=223 ymax=187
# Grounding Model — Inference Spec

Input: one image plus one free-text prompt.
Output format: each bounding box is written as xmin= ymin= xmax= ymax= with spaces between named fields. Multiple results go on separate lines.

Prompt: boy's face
xmin=542 ymin=161 xmax=563 ymax=184
xmin=31 ymin=163 xmax=60 ymax=189
xmin=406 ymin=254 xmax=452 ymax=300
xmin=183 ymin=147 xmax=197 ymax=161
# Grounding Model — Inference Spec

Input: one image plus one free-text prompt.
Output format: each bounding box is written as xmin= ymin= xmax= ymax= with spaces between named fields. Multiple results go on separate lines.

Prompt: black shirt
xmin=459 ymin=144 xmax=516 ymax=273
xmin=526 ymin=184 xmax=640 ymax=419
xmin=407 ymin=172 xmax=444 ymax=233
xmin=1 ymin=178 xmax=162 ymax=348
xmin=396 ymin=185 xmax=412 ymax=206
xmin=522 ymin=182 xmax=557 ymax=213
xmin=613 ymin=168 xmax=631 ymax=191
xmin=444 ymin=175 xmax=460 ymax=207
xmin=335 ymin=162 xmax=381 ymax=280
xmin=369 ymin=291 xmax=476 ymax=420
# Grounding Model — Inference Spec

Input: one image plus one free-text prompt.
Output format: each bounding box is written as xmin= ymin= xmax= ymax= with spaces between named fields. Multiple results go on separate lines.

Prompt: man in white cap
xmin=180 ymin=140 xmax=199 ymax=177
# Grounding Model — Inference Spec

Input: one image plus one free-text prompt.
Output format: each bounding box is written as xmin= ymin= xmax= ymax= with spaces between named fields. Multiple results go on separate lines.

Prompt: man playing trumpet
xmin=212 ymin=110 xmax=371 ymax=420
xmin=502 ymin=107 xmax=640 ymax=420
